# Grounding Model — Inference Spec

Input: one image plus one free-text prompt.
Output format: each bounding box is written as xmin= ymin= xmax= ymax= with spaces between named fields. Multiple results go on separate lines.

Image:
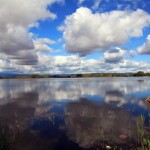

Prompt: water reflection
xmin=65 ymin=98 xmax=138 ymax=148
xmin=0 ymin=78 xmax=149 ymax=149
xmin=0 ymin=78 xmax=150 ymax=105
xmin=105 ymin=90 xmax=126 ymax=106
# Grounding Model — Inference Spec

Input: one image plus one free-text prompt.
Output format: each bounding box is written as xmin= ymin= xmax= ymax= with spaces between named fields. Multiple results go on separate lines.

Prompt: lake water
xmin=0 ymin=77 xmax=150 ymax=150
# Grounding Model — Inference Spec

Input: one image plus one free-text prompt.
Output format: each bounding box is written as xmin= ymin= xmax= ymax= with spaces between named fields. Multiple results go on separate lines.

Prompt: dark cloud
xmin=104 ymin=48 xmax=125 ymax=63
xmin=10 ymin=50 xmax=38 ymax=65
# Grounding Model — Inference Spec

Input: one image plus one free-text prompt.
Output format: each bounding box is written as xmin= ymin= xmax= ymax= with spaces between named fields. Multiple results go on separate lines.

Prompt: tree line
xmin=0 ymin=71 xmax=150 ymax=79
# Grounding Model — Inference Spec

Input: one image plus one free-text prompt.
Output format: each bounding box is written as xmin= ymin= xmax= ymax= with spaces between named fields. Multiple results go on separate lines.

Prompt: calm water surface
xmin=0 ymin=77 xmax=150 ymax=150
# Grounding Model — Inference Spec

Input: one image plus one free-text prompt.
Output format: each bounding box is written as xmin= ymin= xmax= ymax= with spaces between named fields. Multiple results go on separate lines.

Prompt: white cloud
xmin=92 ymin=0 xmax=101 ymax=10
xmin=137 ymin=35 xmax=150 ymax=54
xmin=26 ymin=53 xmax=150 ymax=74
xmin=104 ymin=48 xmax=126 ymax=63
xmin=78 ymin=0 xmax=86 ymax=5
xmin=0 ymin=0 xmax=63 ymax=65
xmin=129 ymin=50 xmax=138 ymax=57
xmin=33 ymin=38 xmax=56 ymax=52
xmin=1 ymin=52 xmax=150 ymax=74
xmin=60 ymin=7 xmax=150 ymax=55
xmin=78 ymin=0 xmax=101 ymax=10
xmin=0 ymin=54 xmax=11 ymax=70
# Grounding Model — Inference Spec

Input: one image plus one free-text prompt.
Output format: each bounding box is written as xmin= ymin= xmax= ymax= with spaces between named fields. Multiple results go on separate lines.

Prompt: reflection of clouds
xmin=0 ymin=102 xmax=56 ymax=150
xmin=135 ymin=99 xmax=150 ymax=114
xmin=0 ymin=79 xmax=37 ymax=105
xmin=65 ymin=98 xmax=138 ymax=148
xmin=15 ymin=92 xmax=38 ymax=108
xmin=34 ymin=104 xmax=52 ymax=117
xmin=0 ymin=100 xmax=35 ymax=142
xmin=0 ymin=78 xmax=150 ymax=107
xmin=0 ymin=77 xmax=149 ymax=149
xmin=105 ymin=90 xmax=126 ymax=106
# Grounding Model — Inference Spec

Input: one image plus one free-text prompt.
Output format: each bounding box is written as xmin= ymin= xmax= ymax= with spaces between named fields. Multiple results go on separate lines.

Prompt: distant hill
xmin=0 ymin=72 xmax=29 ymax=78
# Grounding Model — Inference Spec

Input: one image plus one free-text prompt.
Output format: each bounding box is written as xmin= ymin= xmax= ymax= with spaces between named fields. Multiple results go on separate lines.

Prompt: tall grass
xmin=136 ymin=114 xmax=150 ymax=150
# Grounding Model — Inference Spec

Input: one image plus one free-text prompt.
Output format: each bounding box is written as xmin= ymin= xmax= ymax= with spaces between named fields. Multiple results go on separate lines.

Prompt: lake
xmin=0 ymin=77 xmax=150 ymax=150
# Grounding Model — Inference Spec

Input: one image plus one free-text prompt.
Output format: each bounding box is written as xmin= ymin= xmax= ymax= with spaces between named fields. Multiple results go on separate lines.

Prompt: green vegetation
xmin=137 ymin=115 xmax=145 ymax=143
xmin=0 ymin=71 xmax=150 ymax=79
xmin=13 ymin=71 xmax=150 ymax=78
xmin=95 ymin=114 xmax=150 ymax=150
xmin=16 ymin=74 xmax=52 ymax=78
xmin=136 ymin=115 xmax=150 ymax=150
xmin=133 ymin=71 xmax=145 ymax=77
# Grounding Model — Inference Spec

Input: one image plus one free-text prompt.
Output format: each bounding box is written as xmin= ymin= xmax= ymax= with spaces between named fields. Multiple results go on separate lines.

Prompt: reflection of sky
xmin=0 ymin=78 xmax=150 ymax=106
xmin=0 ymin=78 xmax=150 ymax=149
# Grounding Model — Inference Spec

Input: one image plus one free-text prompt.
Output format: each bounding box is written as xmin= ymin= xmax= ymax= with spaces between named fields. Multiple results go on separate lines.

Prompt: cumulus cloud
xmin=0 ymin=26 xmax=34 ymax=54
xmin=137 ymin=35 xmax=150 ymax=54
xmin=10 ymin=50 xmax=38 ymax=65
xmin=0 ymin=0 xmax=63 ymax=65
xmin=60 ymin=7 xmax=150 ymax=55
xmin=33 ymin=38 xmax=56 ymax=52
xmin=104 ymin=48 xmax=126 ymax=63
xmin=26 ymin=53 xmax=150 ymax=74
xmin=1 ymin=52 xmax=150 ymax=74
xmin=0 ymin=54 xmax=11 ymax=70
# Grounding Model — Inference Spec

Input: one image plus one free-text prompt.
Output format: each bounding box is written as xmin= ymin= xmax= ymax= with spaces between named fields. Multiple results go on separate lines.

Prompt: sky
xmin=0 ymin=0 xmax=150 ymax=74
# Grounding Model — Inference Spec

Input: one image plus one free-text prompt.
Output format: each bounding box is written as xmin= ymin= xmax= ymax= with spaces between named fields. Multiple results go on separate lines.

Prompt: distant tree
xmin=133 ymin=71 xmax=145 ymax=76
xmin=42 ymin=74 xmax=51 ymax=78
xmin=76 ymin=74 xmax=82 ymax=77
xmin=82 ymin=74 xmax=90 ymax=77
xmin=30 ymin=74 xmax=40 ymax=78
xmin=145 ymin=72 xmax=150 ymax=76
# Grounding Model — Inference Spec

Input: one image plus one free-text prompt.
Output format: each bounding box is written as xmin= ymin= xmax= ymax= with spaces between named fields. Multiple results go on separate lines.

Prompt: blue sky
xmin=0 ymin=0 xmax=150 ymax=74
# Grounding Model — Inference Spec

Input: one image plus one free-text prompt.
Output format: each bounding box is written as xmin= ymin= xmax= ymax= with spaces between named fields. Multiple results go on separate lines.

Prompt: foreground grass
xmin=0 ymin=114 xmax=149 ymax=150
xmin=136 ymin=115 xmax=150 ymax=150
xmin=0 ymin=132 xmax=9 ymax=150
